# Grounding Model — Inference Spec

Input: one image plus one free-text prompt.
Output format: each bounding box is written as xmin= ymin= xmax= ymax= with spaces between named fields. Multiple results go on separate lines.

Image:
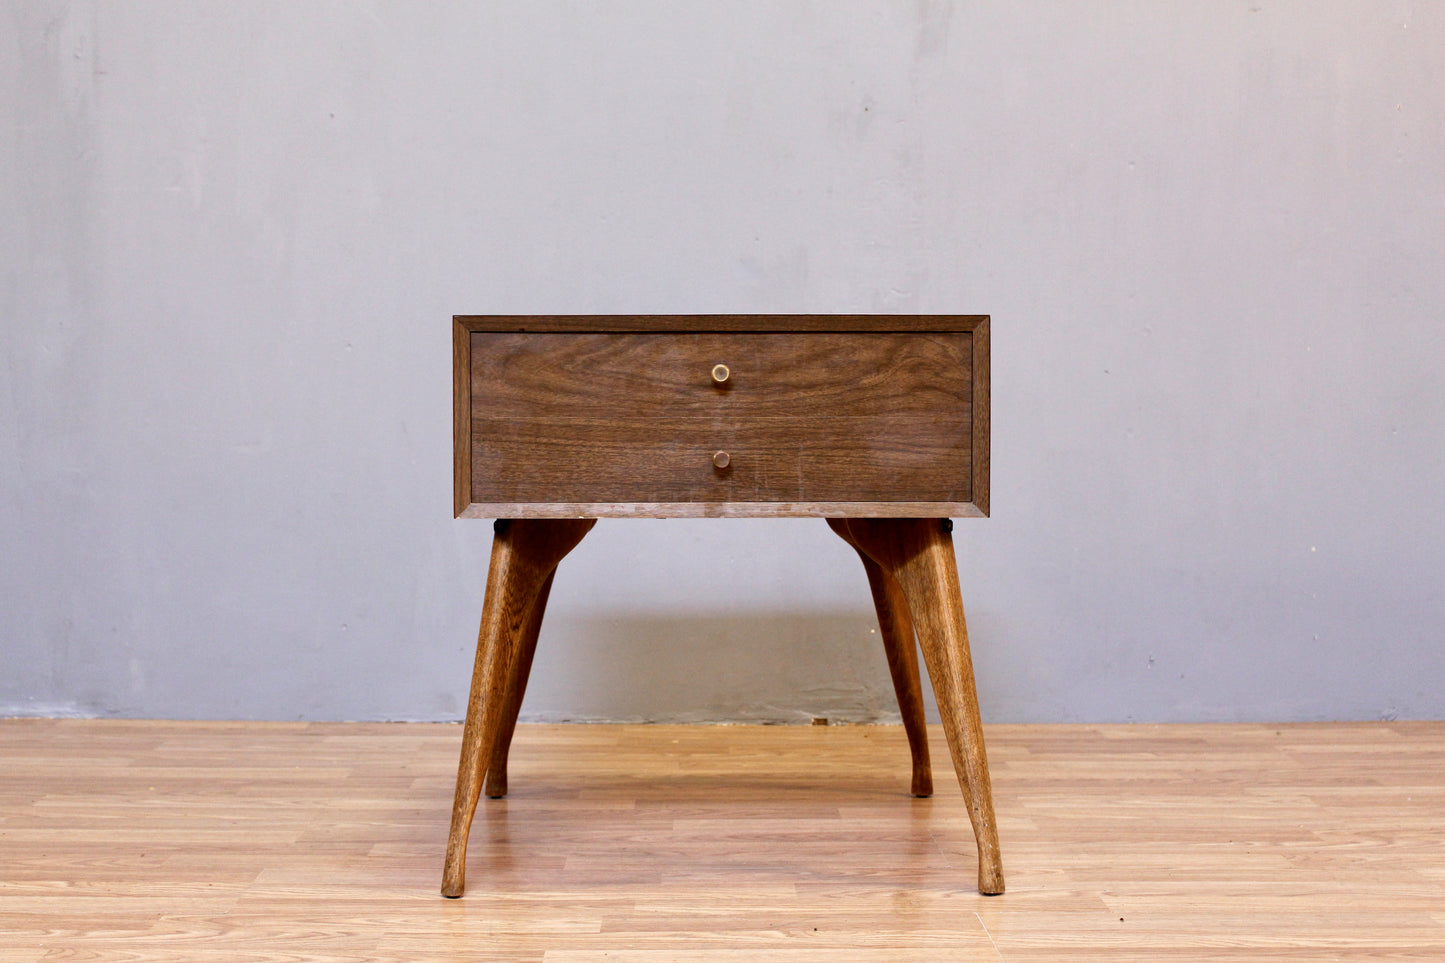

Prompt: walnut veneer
xmin=454 ymin=315 xmax=988 ymax=518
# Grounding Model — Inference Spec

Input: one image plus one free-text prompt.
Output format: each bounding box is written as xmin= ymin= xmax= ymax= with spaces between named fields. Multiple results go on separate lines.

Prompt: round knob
xmin=711 ymin=363 xmax=730 ymax=384
xmin=712 ymin=450 xmax=731 ymax=469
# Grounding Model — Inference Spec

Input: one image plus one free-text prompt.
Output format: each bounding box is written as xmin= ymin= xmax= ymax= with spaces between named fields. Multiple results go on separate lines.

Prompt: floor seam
xmin=974 ymin=910 xmax=1006 ymax=962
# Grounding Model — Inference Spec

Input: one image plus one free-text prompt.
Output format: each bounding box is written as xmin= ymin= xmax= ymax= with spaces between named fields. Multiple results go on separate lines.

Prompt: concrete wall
xmin=4 ymin=1 xmax=1442 ymax=723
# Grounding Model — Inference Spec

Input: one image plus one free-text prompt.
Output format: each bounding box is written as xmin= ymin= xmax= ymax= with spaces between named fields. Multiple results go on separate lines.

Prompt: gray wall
xmin=4 ymin=1 xmax=1442 ymax=724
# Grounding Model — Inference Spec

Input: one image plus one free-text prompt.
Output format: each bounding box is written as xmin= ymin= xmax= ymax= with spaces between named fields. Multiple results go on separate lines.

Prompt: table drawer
xmin=454 ymin=318 xmax=988 ymax=518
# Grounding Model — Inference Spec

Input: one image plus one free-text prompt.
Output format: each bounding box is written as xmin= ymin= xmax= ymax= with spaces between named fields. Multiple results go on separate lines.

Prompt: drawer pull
xmin=711 ymin=363 xmax=731 ymax=384
xmin=712 ymin=450 xmax=731 ymax=469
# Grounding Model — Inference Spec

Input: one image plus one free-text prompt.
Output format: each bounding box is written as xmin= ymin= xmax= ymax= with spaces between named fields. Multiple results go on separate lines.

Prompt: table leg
xmin=827 ymin=519 xmax=933 ymax=797
xmin=830 ymin=518 xmax=1004 ymax=895
xmin=442 ymin=518 xmax=595 ymax=899
xmin=485 ymin=569 xmax=554 ymax=799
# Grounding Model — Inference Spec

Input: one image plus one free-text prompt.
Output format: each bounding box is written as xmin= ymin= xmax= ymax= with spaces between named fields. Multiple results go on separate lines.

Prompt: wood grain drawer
xmin=454 ymin=316 xmax=988 ymax=518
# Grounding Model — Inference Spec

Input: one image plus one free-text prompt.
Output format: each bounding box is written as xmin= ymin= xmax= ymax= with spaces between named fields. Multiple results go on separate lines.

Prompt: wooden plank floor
xmin=3 ymin=720 xmax=1444 ymax=961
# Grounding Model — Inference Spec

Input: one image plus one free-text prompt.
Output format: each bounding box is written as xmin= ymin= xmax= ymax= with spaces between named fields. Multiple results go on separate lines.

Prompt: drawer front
xmin=461 ymin=330 xmax=980 ymax=514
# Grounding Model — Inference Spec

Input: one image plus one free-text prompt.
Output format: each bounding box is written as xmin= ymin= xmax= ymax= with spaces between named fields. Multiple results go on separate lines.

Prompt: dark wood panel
xmin=453 ymin=318 xmax=472 ymax=518
xmin=466 ymin=332 xmax=974 ymax=506
xmin=971 ymin=317 xmax=990 ymax=517
xmin=456 ymin=314 xmax=988 ymax=333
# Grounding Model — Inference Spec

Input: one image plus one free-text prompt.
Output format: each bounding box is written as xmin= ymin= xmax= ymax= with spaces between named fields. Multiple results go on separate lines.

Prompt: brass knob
xmin=711 ymin=363 xmax=730 ymax=384
xmin=712 ymin=450 xmax=731 ymax=469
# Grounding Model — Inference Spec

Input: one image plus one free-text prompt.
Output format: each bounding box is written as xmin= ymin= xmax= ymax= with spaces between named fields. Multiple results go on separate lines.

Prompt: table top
xmin=455 ymin=314 xmax=987 ymax=333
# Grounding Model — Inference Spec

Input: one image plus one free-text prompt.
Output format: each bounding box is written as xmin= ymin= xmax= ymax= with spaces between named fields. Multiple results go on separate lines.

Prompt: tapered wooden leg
xmin=484 ymin=569 xmax=554 ymax=799
xmin=441 ymin=518 xmax=595 ymax=899
xmin=832 ymin=518 xmax=1004 ymax=895
xmin=826 ymin=519 xmax=932 ymax=797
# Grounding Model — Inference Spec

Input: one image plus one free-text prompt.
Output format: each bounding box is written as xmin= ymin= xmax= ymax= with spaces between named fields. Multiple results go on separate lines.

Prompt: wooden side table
xmin=444 ymin=315 xmax=1002 ymax=896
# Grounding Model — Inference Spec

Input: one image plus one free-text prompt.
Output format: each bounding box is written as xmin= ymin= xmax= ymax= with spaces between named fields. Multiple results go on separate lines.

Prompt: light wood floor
xmin=3 ymin=720 xmax=1444 ymax=961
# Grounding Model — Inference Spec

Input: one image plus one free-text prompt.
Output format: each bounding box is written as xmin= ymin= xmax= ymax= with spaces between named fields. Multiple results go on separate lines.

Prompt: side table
xmin=444 ymin=315 xmax=1002 ymax=896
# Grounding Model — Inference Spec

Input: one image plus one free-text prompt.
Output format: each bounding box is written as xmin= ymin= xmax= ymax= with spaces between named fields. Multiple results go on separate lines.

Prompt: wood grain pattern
xmin=6 ymin=718 xmax=1445 ymax=961
xmin=832 ymin=517 xmax=1004 ymax=894
xmin=971 ymin=317 xmax=990 ymax=518
xmin=442 ymin=518 xmax=595 ymax=898
xmin=828 ymin=519 xmax=933 ymax=798
xmin=453 ymin=317 xmax=990 ymax=519
xmin=453 ymin=316 xmax=473 ymax=518
xmin=468 ymin=332 xmax=972 ymax=507
xmin=485 ymin=570 xmax=554 ymax=800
